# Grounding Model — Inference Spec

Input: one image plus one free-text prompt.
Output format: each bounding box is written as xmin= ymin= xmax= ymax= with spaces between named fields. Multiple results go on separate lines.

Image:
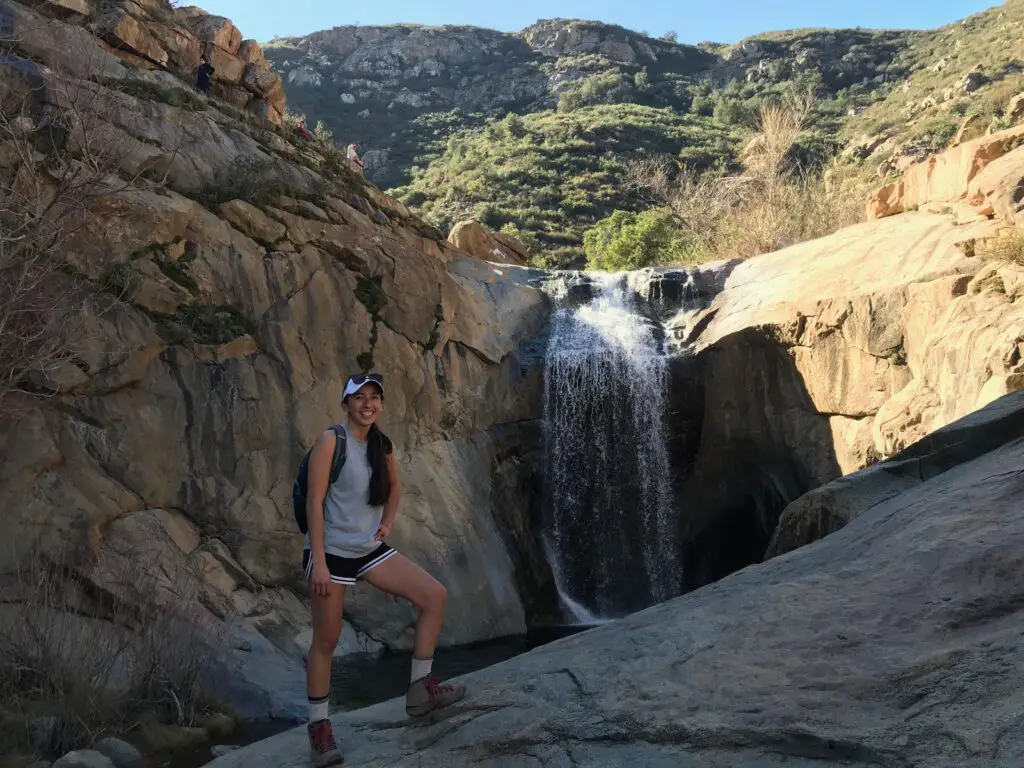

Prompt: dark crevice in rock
xmin=471 ymin=719 xmax=905 ymax=765
xmin=164 ymin=349 xmax=202 ymax=516
xmin=665 ymin=328 xmax=842 ymax=592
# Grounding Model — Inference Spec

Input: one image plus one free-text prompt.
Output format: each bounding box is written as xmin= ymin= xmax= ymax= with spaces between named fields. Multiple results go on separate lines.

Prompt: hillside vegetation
xmin=266 ymin=2 xmax=1024 ymax=268
xmin=394 ymin=105 xmax=736 ymax=266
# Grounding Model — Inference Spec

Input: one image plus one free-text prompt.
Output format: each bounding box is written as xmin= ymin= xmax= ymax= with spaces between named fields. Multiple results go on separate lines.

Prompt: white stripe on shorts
xmin=357 ymin=547 xmax=397 ymax=576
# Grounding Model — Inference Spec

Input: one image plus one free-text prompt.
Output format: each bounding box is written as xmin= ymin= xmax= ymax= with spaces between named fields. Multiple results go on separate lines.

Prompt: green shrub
xmin=583 ymin=209 xmax=695 ymax=271
xmin=393 ymin=104 xmax=738 ymax=269
xmin=314 ymin=120 xmax=334 ymax=143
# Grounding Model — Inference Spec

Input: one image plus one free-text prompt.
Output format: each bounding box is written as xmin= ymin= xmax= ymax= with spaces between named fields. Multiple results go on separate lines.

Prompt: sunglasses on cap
xmin=342 ymin=373 xmax=385 ymax=399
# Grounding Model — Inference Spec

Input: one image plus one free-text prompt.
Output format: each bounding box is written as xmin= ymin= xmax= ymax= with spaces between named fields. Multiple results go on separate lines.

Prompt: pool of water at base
xmin=163 ymin=624 xmax=592 ymax=767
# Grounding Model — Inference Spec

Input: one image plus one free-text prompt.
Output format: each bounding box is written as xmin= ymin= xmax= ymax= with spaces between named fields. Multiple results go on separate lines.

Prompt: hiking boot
xmin=307 ymin=719 xmax=344 ymax=766
xmin=406 ymin=674 xmax=467 ymax=717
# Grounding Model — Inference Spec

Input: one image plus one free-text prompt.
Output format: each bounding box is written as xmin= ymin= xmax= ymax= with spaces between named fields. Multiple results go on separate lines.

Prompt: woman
xmin=303 ymin=373 xmax=466 ymax=766
xmin=346 ymin=143 xmax=365 ymax=174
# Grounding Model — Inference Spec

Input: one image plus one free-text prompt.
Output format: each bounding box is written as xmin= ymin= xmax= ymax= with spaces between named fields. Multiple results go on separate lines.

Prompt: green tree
xmin=501 ymin=112 xmax=527 ymax=138
xmin=713 ymin=97 xmax=750 ymax=126
xmin=583 ymin=209 xmax=693 ymax=271
xmin=558 ymin=89 xmax=584 ymax=113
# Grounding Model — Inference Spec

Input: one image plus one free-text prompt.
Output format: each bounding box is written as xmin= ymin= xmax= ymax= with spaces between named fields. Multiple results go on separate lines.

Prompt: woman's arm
xmin=305 ymin=429 xmax=337 ymax=567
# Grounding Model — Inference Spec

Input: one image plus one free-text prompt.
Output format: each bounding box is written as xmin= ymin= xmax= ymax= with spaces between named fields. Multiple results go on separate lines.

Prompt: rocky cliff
xmin=672 ymin=125 xmax=1023 ymax=583
xmin=0 ymin=0 xmax=556 ymax=724
xmin=5 ymin=0 xmax=288 ymax=122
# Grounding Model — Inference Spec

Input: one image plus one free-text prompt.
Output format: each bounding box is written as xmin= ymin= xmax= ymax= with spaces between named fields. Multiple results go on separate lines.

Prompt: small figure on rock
xmin=195 ymin=54 xmax=215 ymax=95
xmin=346 ymin=143 xmax=365 ymax=174
xmin=294 ymin=373 xmax=466 ymax=767
xmin=297 ymin=120 xmax=316 ymax=141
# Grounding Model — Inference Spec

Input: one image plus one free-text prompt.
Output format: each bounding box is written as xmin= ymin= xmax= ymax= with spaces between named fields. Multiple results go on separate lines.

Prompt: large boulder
xmin=94 ymin=10 xmax=170 ymax=67
xmin=447 ymin=220 xmax=530 ymax=266
xmin=206 ymin=393 xmax=1024 ymax=767
xmin=766 ymin=390 xmax=1024 ymax=557
xmin=182 ymin=12 xmax=242 ymax=54
xmin=53 ymin=752 xmax=116 ymax=768
xmin=867 ymin=124 xmax=1024 ymax=220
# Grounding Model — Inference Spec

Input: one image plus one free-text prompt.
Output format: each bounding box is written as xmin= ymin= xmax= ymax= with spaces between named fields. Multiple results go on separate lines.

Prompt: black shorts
xmin=302 ymin=543 xmax=396 ymax=586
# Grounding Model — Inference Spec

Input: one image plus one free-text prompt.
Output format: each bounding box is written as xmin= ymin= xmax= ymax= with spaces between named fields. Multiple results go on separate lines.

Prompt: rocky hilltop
xmin=264 ymin=17 xmax=912 ymax=187
xmin=267 ymin=3 xmax=1024 ymax=267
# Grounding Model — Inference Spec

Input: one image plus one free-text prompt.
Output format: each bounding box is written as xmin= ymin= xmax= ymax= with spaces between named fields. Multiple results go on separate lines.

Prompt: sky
xmin=194 ymin=0 xmax=1001 ymax=45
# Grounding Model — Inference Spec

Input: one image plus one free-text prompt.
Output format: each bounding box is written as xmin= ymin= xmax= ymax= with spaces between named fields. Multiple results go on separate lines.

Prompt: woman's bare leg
xmin=305 ymin=581 xmax=346 ymax=764
xmin=359 ymin=553 xmax=446 ymax=659
xmin=307 ymin=581 xmax=345 ymax=702
xmin=360 ymin=552 xmax=465 ymax=716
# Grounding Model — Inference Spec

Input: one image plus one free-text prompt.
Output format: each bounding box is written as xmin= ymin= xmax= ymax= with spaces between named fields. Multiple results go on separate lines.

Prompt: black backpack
xmin=292 ymin=424 xmax=347 ymax=534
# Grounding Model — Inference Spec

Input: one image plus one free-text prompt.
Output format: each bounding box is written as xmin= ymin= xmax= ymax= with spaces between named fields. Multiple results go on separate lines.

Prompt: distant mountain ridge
xmin=264 ymin=17 xmax=911 ymax=179
xmin=264 ymin=3 xmax=1024 ymax=266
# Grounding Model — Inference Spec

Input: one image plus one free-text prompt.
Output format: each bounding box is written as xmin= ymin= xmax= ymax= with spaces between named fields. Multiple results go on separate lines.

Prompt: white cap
xmin=342 ymin=374 xmax=384 ymax=400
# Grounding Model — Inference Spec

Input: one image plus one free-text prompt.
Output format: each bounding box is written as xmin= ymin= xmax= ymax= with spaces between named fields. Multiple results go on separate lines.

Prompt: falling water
xmin=541 ymin=272 xmax=682 ymax=622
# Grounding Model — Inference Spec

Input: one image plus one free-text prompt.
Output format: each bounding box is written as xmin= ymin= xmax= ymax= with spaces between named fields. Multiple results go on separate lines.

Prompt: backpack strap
xmin=327 ymin=424 xmax=347 ymax=485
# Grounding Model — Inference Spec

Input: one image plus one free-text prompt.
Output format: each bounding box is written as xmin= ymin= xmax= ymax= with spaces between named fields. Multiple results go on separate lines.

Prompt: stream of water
xmin=541 ymin=272 xmax=683 ymax=621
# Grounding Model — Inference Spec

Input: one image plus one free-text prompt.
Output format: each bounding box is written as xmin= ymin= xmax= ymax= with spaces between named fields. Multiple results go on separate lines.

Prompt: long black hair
xmin=366 ymin=423 xmax=392 ymax=507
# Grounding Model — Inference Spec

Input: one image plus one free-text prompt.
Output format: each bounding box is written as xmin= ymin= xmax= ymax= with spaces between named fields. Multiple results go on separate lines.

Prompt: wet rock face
xmin=665 ymin=335 xmax=823 ymax=590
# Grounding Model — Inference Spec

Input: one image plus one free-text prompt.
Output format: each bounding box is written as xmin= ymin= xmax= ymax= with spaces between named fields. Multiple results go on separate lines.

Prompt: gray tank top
xmin=304 ymin=426 xmax=383 ymax=558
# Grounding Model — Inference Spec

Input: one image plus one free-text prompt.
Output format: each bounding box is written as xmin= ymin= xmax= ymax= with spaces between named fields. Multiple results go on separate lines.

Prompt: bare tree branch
xmin=624 ymin=92 xmax=866 ymax=264
xmin=1 ymin=17 xmax=187 ymax=414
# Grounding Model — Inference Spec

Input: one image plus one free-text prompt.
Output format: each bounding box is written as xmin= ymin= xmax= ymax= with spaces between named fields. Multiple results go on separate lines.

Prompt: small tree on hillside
xmin=583 ymin=208 xmax=694 ymax=271
xmin=314 ymin=119 xmax=333 ymax=143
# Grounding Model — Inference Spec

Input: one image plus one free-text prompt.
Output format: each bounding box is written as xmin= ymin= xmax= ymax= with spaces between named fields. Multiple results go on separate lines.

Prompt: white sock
xmin=309 ymin=695 xmax=329 ymax=722
xmin=410 ymin=656 xmax=433 ymax=684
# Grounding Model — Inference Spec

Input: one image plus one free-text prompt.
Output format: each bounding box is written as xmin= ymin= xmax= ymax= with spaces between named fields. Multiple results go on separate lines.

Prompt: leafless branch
xmin=624 ymin=92 xmax=867 ymax=263
xmin=0 ymin=20 xmax=187 ymax=415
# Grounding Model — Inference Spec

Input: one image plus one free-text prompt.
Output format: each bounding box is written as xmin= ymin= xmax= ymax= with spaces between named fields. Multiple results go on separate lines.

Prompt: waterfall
xmin=541 ymin=271 xmax=682 ymax=622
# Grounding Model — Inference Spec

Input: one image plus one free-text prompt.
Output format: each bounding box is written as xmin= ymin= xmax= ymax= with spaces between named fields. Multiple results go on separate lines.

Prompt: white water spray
xmin=541 ymin=272 xmax=682 ymax=621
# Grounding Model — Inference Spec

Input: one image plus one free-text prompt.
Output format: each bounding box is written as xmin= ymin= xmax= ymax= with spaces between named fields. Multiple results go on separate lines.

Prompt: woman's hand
xmin=374 ymin=522 xmax=391 ymax=542
xmin=310 ymin=561 xmax=332 ymax=597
